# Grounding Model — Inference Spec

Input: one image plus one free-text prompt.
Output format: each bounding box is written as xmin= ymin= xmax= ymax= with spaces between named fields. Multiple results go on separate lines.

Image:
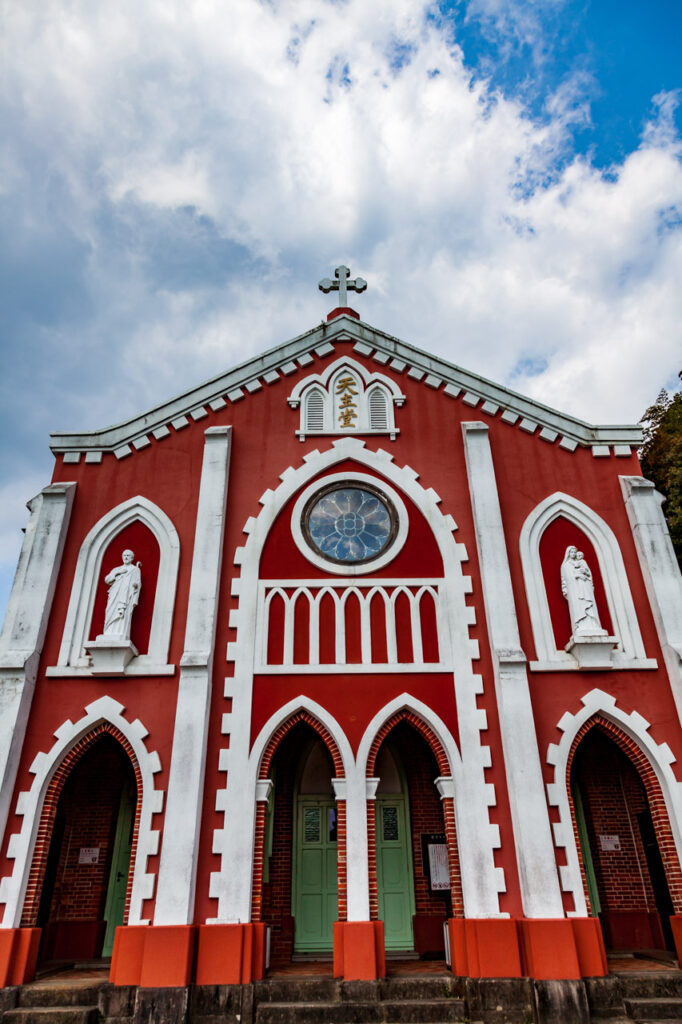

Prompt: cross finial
xmin=318 ymin=265 xmax=367 ymax=310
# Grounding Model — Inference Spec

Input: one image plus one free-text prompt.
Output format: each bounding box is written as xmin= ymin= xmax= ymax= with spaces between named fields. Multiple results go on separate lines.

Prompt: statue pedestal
xmin=84 ymin=636 xmax=138 ymax=675
xmin=565 ymin=634 xmax=617 ymax=670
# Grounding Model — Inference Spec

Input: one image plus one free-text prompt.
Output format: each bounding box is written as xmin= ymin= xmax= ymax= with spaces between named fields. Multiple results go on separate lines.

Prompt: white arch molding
xmin=519 ymin=491 xmax=655 ymax=671
xmin=210 ymin=437 xmax=505 ymax=924
xmin=546 ymin=689 xmax=682 ymax=916
xmin=0 ymin=695 xmax=163 ymax=929
xmin=51 ymin=496 xmax=180 ymax=676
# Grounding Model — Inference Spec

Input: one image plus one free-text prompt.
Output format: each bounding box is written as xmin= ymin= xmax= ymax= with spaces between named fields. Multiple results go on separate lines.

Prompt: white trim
xmin=620 ymin=476 xmax=682 ymax=721
xmin=0 ymin=696 xmax=163 ymax=928
xmin=290 ymin=358 xmax=404 ymax=441
xmin=211 ymin=437 xmax=504 ymax=922
xmin=0 ymin=483 xmax=76 ymax=851
xmin=463 ymin=422 xmax=564 ymax=918
xmin=290 ymin=472 xmax=409 ymax=576
xmin=287 ymin=356 xmax=406 ymax=405
xmin=519 ymin=491 xmax=652 ymax=671
xmin=155 ymin=427 xmax=232 ymax=926
xmin=545 ymin=688 xmax=682 ymax=917
xmin=55 ymin=496 xmax=180 ymax=675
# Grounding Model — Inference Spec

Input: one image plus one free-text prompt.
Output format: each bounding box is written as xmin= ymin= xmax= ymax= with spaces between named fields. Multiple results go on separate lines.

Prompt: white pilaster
xmin=462 ymin=422 xmax=564 ymax=918
xmin=0 ymin=482 xmax=76 ymax=848
xmin=334 ymin=767 xmax=372 ymax=920
xmin=154 ymin=427 xmax=232 ymax=925
xmin=620 ymin=476 xmax=682 ymax=720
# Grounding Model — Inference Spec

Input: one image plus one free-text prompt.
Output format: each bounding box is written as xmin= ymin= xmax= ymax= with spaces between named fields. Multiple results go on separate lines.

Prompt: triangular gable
xmin=50 ymin=314 xmax=642 ymax=460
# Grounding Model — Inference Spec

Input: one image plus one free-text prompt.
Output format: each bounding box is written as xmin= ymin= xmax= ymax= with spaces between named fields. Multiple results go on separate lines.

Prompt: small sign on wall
xmin=78 ymin=847 xmax=100 ymax=865
xmin=421 ymin=833 xmax=451 ymax=892
xmin=599 ymin=834 xmax=621 ymax=852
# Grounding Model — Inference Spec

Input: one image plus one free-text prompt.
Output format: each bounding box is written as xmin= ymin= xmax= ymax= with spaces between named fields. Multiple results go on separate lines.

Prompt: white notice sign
xmin=78 ymin=847 xmax=100 ymax=865
xmin=599 ymin=834 xmax=621 ymax=852
xmin=428 ymin=843 xmax=451 ymax=891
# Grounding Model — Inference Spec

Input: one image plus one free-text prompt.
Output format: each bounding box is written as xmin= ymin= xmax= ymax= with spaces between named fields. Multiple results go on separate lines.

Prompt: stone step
xmin=18 ymin=984 xmax=103 ymax=1008
xmin=3 ymin=1007 xmax=99 ymax=1024
xmin=379 ymin=977 xmax=463 ymax=1001
xmin=256 ymin=1001 xmax=382 ymax=1024
xmin=255 ymin=977 xmax=342 ymax=1003
xmin=255 ymin=999 xmax=466 ymax=1024
xmin=624 ymin=996 xmax=682 ymax=1021
xmin=381 ymin=1000 xmax=467 ymax=1022
xmin=619 ymin=974 xmax=682 ymax=1000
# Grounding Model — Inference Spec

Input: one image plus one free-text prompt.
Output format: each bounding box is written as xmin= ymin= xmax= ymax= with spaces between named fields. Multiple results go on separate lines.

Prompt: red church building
xmin=1 ymin=268 xmax=682 ymax=1017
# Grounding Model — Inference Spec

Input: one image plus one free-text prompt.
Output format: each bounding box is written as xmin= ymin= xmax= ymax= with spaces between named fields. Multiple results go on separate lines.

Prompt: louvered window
xmin=368 ymin=387 xmax=389 ymax=430
xmin=305 ymin=389 xmax=325 ymax=431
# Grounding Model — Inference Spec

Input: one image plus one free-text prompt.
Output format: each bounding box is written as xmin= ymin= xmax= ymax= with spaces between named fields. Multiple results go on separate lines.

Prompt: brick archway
xmin=252 ymin=711 xmax=347 ymax=926
xmin=366 ymin=710 xmax=463 ymax=921
xmin=567 ymin=715 xmax=682 ymax=917
xmin=20 ymin=724 xmax=142 ymax=929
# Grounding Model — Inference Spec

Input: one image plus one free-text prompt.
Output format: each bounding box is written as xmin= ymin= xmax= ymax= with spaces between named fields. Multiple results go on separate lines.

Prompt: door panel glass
xmin=304 ymin=807 xmax=321 ymax=843
xmin=382 ymin=805 xmax=399 ymax=842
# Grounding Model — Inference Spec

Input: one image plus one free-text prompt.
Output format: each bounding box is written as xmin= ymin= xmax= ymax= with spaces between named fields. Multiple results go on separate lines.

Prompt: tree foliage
xmin=639 ymin=372 xmax=682 ymax=567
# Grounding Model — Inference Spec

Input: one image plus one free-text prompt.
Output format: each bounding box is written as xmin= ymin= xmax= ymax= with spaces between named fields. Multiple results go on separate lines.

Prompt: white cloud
xmin=1 ymin=0 xmax=682 ymax=608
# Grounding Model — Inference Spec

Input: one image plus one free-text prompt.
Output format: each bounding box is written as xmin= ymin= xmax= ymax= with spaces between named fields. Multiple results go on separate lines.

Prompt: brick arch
xmin=366 ymin=710 xmax=450 ymax=777
xmin=567 ymin=715 xmax=682 ymax=915
xmin=252 ymin=713 xmax=347 ymax=925
xmin=21 ymin=724 xmax=143 ymax=928
xmin=366 ymin=711 xmax=463 ymax=920
xmin=258 ymin=710 xmax=345 ymax=780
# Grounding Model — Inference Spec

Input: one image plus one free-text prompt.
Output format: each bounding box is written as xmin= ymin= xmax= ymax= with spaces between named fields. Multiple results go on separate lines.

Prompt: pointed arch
xmin=520 ymin=491 xmax=652 ymax=670
xmin=0 ymin=696 xmax=163 ymax=929
xmin=55 ymin=496 xmax=179 ymax=674
xmin=546 ymin=688 xmax=682 ymax=916
xmin=212 ymin=439 xmax=503 ymax=923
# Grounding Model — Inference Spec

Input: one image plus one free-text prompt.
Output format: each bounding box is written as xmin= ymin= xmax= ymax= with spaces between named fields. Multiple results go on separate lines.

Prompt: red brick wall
xmin=45 ymin=737 xmax=134 ymax=925
xmin=573 ymin=731 xmax=655 ymax=913
xmin=260 ymin=725 xmax=300 ymax=966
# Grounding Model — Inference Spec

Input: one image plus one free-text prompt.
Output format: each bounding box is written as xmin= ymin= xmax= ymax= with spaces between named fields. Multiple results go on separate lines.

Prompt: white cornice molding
xmin=49 ymin=315 xmax=643 ymax=456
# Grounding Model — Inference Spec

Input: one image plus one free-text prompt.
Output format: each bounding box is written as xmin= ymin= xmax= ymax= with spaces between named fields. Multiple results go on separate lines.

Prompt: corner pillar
xmin=462 ymin=422 xmax=563 ymax=919
xmin=0 ymin=482 xmax=76 ymax=851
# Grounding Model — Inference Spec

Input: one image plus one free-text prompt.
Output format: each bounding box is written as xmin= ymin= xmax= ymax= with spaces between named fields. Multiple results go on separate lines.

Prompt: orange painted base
xmin=333 ymin=921 xmax=385 ymax=980
xmin=448 ymin=917 xmax=607 ymax=980
xmin=0 ymin=928 xmax=41 ymax=987
xmin=669 ymin=915 xmax=682 ymax=968
xmin=518 ymin=919 xmax=580 ymax=980
xmin=570 ymin=918 xmax=608 ymax=977
xmin=110 ymin=925 xmax=195 ymax=988
xmin=195 ymin=924 xmax=267 ymax=985
xmin=449 ymin=919 xmax=522 ymax=978
xmin=110 ymin=926 xmax=148 ymax=986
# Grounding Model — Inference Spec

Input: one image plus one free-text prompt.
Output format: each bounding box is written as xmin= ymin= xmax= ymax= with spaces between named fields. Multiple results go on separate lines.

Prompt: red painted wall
xmin=1 ymin=334 xmax=678 ymax=937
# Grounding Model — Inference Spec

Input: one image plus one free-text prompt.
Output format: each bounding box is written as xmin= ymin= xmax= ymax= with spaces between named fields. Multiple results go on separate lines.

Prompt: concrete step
xmin=255 ymin=998 xmax=467 ymax=1024
xmin=619 ymin=974 xmax=682 ymax=1000
xmin=381 ymin=1000 xmax=467 ymax=1022
xmin=18 ymin=984 xmax=103 ymax=1008
xmin=256 ymin=1002 xmax=383 ymax=1024
xmin=254 ymin=978 xmax=342 ymax=1003
xmin=3 ymin=1008 xmax=99 ymax=1024
xmin=624 ymin=996 xmax=682 ymax=1021
xmin=379 ymin=977 xmax=463 ymax=1001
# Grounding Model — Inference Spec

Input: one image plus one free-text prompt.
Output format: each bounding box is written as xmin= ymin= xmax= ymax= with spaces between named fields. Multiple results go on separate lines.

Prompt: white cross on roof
xmin=318 ymin=265 xmax=367 ymax=308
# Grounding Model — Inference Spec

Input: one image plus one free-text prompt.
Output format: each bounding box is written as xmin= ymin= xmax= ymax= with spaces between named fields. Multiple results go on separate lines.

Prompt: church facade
xmin=2 ymin=276 xmax=682 ymax=990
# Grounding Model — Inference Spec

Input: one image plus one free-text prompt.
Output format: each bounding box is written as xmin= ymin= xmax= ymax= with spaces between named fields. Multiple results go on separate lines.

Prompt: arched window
xmin=368 ymin=387 xmax=389 ymax=430
xmin=305 ymin=388 xmax=326 ymax=432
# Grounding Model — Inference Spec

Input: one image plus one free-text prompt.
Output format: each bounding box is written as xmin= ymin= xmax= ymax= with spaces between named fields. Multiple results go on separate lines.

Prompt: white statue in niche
xmin=102 ymin=549 xmax=142 ymax=640
xmin=560 ymin=546 xmax=606 ymax=638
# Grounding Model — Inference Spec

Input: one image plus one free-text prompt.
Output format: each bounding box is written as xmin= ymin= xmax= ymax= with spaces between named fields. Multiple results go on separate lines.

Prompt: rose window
xmin=303 ymin=485 xmax=397 ymax=565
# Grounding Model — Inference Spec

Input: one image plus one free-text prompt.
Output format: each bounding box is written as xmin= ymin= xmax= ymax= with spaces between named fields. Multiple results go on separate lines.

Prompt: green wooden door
xmin=376 ymin=796 xmax=415 ymax=950
xmin=293 ymin=799 xmax=338 ymax=951
xmin=102 ymin=784 xmax=135 ymax=957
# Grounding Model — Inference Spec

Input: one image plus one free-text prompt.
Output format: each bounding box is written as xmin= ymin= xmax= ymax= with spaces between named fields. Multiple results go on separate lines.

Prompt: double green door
xmin=293 ymin=799 xmax=338 ymax=951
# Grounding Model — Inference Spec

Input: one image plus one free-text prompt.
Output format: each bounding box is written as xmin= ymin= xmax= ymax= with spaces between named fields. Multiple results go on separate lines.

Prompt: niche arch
xmin=54 ymin=496 xmax=179 ymax=675
xmin=519 ymin=492 xmax=652 ymax=670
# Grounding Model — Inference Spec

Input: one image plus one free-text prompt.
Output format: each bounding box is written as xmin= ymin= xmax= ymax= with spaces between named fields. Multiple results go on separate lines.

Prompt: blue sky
xmin=1 ymin=0 xmax=681 ymax=621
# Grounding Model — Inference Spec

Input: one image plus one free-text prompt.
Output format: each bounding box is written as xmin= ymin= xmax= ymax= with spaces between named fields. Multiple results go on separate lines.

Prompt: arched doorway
xmin=30 ymin=735 xmax=138 ymax=964
xmin=571 ymin=727 xmax=675 ymax=952
xmin=258 ymin=722 xmax=342 ymax=966
xmin=370 ymin=720 xmax=455 ymax=958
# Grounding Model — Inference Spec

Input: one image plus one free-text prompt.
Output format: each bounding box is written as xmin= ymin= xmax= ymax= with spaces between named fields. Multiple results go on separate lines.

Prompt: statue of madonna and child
xmin=560 ymin=545 xmax=606 ymax=639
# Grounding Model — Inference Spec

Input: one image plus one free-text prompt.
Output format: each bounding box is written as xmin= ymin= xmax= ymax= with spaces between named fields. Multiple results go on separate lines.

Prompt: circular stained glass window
xmin=303 ymin=483 xmax=397 ymax=565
